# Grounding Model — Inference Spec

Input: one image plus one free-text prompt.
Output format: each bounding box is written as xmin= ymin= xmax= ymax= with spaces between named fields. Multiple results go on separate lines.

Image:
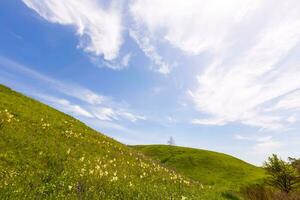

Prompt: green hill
xmin=0 ymin=84 xmax=265 ymax=199
xmin=0 ymin=85 xmax=211 ymax=199
xmin=132 ymin=145 xmax=265 ymax=189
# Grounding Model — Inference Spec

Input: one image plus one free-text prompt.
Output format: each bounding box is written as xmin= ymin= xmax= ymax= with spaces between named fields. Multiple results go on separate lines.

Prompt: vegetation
xmin=289 ymin=158 xmax=300 ymax=174
xmin=3 ymin=84 xmax=299 ymax=200
xmin=0 ymin=85 xmax=211 ymax=199
xmin=132 ymin=145 xmax=266 ymax=198
xmin=241 ymin=155 xmax=300 ymax=200
xmin=263 ymin=154 xmax=299 ymax=194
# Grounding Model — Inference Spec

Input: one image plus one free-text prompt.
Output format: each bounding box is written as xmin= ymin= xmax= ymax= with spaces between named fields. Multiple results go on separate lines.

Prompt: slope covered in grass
xmin=133 ymin=145 xmax=265 ymax=189
xmin=0 ymin=85 xmax=214 ymax=199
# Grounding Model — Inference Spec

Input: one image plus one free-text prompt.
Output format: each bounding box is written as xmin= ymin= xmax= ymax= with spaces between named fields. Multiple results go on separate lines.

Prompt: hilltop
xmin=133 ymin=145 xmax=265 ymax=190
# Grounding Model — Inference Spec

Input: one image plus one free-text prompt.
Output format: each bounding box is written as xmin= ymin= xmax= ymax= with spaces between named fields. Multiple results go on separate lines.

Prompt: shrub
xmin=264 ymin=154 xmax=299 ymax=194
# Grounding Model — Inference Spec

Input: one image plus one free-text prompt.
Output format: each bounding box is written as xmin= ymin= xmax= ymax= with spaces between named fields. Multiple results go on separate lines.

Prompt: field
xmin=133 ymin=145 xmax=265 ymax=194
xmin=0 ymin=84 xmax=264 ymax=199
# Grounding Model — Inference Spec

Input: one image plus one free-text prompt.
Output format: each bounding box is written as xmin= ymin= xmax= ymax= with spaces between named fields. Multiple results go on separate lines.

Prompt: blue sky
xmin=1 ymin=0 xmax=300 ymax=165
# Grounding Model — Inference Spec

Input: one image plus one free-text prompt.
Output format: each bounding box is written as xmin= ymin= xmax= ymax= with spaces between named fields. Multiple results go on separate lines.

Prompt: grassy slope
xmin=0 ymin=85 xmax=215 ymax=199
xmin=133 ymin=145 xmax=265 ymax=189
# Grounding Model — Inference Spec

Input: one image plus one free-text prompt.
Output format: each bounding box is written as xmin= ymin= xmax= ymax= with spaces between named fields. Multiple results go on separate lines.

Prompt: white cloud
xmin=22 ymin=0 xmax=123 ymax=61
xmin=129 ymin=0 xmax=300 ymax=129
xmin=235 ymin=135 xmax=273 ymax=143
xmin=129 ymin=0 xmax=260 ymax=55
xmin=16 ymin=0 xmax=300 ymax=130
xmin=118 ymin=111 xmax=146 ymax=122
xmin=36 ymin=94 xmax=93 ymax=118
xmin=235 ymin=134 xmax=282 ymax=157
xmin=93 ymin=107 xmax=146 ymax=122
xmin=93 ymin=107 xmax=118 ymax=121
xmin=270 ymin=91 xmax=300 ymax=111
xmin=121 ymin=53 xmax=132 ymax=67
xmin=253 ymin=141 xmax=282 ymax=154
xmin=167 ymin=116 xmax=177 ymax=123
xmin=191 ymin=118 xmax=225 ymax=126
xmin=287 ymin=116 xmax=297 ymax=124
xmin=129 ymin=30 xmax=171 ymax=74
xmin=183 ymin=1 xmax=300 ymax=129
xmin=0 ymin=56 xmax=146 ymax=123
xmin=0 ymin=56 xmax=105 ymax=105
xmin=100 ymin=53 xmax=132 ymax=70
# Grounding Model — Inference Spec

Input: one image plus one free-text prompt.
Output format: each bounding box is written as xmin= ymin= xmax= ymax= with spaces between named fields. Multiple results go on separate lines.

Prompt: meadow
xmin=133 ymin=145 xmax=265 ymax=191
xmin=0 ymin=84 xmax=265 ymax=199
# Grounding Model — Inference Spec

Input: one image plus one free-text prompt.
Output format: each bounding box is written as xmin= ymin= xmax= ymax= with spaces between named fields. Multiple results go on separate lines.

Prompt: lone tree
xmin=167 ymin=136 xmax=175 ymax=146
xmin=263 ymin=154 xmax=299 ymax=193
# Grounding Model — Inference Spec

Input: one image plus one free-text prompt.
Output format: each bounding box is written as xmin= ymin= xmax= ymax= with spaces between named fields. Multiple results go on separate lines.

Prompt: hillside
xmin=0 ymin=85 xmax=214 ymax=199
xmin=132 ymin=145 xmax=265 ymax=189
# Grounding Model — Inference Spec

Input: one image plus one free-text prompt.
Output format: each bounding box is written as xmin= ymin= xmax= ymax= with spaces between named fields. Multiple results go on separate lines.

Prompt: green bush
xmin=264 ymin=154 xmax=299 ymax=193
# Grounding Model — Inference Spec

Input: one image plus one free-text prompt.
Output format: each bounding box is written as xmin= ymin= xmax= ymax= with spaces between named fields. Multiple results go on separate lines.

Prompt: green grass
xmin=0 ymin=85 xmax=211 ymax=199
xmin=0 ymin=84 xmax=264 ymax=199
xmin=132 ymin=145 xmax=266 ymax=192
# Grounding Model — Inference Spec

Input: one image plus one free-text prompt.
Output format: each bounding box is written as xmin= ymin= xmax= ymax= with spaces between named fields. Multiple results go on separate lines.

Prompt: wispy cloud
xmin=128 ymin=0 xmax=300 ymax=129
xmin=253 ymin=141 xmax=282 ymax=154
xmin=22 ymin=0 xmax=123 ymax=61
xmin=0 ymin=56 xmax=105 ymax=105
xmin=129 ymin=30 xmax=171 ymax=74
xmin=191 ymin=118 xmax=225 ymax=126
xmin=36 ymin=94 xmax=93 ymax=118
xmin=129 ymin=0 xmax=260 ymax=55
xmin=92 ymin=107 xmax=146 ymax=122
xmin=100 ymin=53 xmax=132 ymax=70
xmin=0 ymin=56 xmax=145 ymax=123
xmin=235 ymin=134 xmax=282 ymax=157
xmin=235 ymin=134 xmax=273 ymax=143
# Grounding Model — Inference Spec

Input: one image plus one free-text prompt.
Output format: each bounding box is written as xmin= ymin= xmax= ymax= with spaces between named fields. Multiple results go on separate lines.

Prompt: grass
xmin=0 ymin=85 xmax=209 ymax=199
xmin=0 ymin=84 xmax=264 ymax=199
xmin=132 ymin=145 xmax=266 ymax=194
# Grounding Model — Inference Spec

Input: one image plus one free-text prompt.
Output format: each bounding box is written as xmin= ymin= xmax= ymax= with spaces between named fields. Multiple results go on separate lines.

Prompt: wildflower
xmin=129 ymin=181 xmax=133 ymax=187
xmin=67 ymin=149 xmax=71 ymax=155
xmin=68 ymin=185 xmax=72 ymax=190
xmin=110 ymin=176 xmax=118 ymax=182
xmin=181 ymin=196 xmax=187 ymax=200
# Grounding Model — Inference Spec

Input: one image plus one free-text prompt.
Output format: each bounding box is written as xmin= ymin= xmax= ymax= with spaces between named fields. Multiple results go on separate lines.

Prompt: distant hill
xmin=132 ymin=145 xmax=265 ymax=189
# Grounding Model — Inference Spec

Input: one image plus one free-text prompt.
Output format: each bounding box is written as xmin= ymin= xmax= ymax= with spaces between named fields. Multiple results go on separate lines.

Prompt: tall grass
xmin=241 ymin=184 xmax=300 ymax=200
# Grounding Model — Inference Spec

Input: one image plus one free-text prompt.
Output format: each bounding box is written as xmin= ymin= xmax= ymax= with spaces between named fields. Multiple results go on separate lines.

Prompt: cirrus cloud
xmin=22 ymin=0 xmax=123 ymax=61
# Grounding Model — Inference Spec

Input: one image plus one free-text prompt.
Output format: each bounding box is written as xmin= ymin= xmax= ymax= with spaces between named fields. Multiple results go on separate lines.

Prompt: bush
xmin=241 ymin=154 xmax=300 ymax=200
xmin=264 ymin=154 xmax=299 ymax=193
